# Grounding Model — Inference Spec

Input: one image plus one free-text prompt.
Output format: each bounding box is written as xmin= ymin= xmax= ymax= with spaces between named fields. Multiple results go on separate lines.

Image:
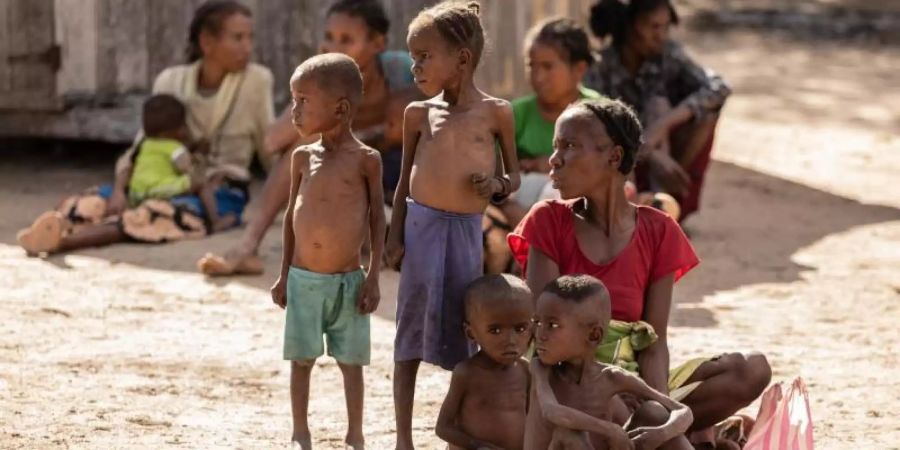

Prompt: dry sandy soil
xmin=2 ymin=28 xmax=899 ymax=449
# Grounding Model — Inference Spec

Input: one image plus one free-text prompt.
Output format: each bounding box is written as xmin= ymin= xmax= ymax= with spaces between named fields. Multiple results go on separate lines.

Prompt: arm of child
xmin=529 ymin=359 xmax=633 ymax=449
xmin=637 ymin=274 xmax=675 ymax=394
xmin=435 ymin=365 xmax=501 ymax=450
xmin=270 ymin=148 xmax=308 ymax=309
xmin=385 ymin=102 xmax=424 ymax=271
xmin=171 ymin=147 xmax=193 ymax=175
xmin=359 ymin=149 xmax=385 ymax=314
xmin=609 ymin=368 xmax=693 ymax=448
xmin=495 ymin=101 xmax=521 ymax=196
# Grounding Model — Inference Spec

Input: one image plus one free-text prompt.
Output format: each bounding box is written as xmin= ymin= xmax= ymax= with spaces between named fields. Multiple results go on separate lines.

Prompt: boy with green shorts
xmin=269 ymin=53 xmax=385 ymax=450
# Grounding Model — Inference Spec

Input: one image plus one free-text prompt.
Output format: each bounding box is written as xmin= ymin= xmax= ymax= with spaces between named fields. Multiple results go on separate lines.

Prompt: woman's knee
xmin=722 ymin=352 xmax=772 ymax=402
xmin=629 ymin=400 xmax=670 ymax=429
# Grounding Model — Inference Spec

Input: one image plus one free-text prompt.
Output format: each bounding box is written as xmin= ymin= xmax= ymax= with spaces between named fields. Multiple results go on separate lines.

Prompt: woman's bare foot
xmin=17 ymin=211 xmax=66 ymax=255
xmin=197 ymin=246 xmax=264 ymax=276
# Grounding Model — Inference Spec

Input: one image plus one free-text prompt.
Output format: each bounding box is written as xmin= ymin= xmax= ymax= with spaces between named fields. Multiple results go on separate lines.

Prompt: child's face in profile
xmin=534 ymin=293 xmax=600 ymax=365
xmin=289 ymin=75 xmax=341 ymax=136
xmin=465 ymin=298 xmax=533 ymax=366
xmin=407 ymin=24 xmax=458 ymax=97
xmin=320 ymin=12 xmax=385 ymax=71
xmin=527 ymin=42 xmax=585 ymax=105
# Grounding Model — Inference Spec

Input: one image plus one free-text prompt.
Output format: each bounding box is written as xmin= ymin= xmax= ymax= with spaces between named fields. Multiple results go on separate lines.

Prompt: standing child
xmin=270 ymin=53 xmax=385 ymax=450
xmin=385 ymin=2 xmax=521 ymax=448
xmin=436 ymin=274 xmax=533 ymax=450
xmin=527 ymin=275 xmax=694 ymax=450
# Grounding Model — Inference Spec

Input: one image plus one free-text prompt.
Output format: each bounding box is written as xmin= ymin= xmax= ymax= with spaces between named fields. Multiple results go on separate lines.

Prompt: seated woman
xmin=198 ymin=0 xmax=417 ymax=276
xmin=509 ymin=98 xmax=770 ymax=448
xmin=16 ymin=1 xmax=273 ymax=255
xmin=584 ymin=0 xmax=730 ymax=221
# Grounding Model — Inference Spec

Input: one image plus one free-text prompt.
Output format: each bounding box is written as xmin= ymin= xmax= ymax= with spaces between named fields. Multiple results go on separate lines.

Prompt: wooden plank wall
xmin=0 ymin=0 xmax=58 ymax=110
xmin=69 ymin=0 xmax=592 ymax=107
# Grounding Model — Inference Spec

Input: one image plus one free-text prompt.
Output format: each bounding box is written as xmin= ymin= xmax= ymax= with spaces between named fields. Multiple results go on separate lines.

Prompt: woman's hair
xmin=576 ymin=98 xmax=643 ymax=174
xmin=525 ymin=17 xmax=594 ymax=66
xmin=186 ymin=1 xmax=253 ymax=63
xmin=589 ymin=0 xmax=678 ymax=47
xmin=327 ymin=0 xmax=391 ymax=37
xmin=410 ymin=1 xmax=485 ymax=67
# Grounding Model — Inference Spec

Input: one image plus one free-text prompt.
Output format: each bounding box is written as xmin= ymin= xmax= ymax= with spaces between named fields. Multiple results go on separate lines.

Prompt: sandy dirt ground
xmin=2 ymin=28 xmax=899 ymax=449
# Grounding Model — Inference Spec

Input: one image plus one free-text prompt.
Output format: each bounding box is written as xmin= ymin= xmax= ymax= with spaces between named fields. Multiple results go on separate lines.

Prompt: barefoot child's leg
xmin=393 ymin=360 xmax=420 ymax=450
xmin=338 ymin=363 xmax=364 ymax=448
xmin=290 ymin=360 xmax=314 ymax=447
xmin=196 ymin=177 xmax=236 ymax=233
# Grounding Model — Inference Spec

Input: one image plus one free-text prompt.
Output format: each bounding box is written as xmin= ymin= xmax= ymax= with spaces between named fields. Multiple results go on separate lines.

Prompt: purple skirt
xmin=394 ymin=198 xmax=482 ymax=370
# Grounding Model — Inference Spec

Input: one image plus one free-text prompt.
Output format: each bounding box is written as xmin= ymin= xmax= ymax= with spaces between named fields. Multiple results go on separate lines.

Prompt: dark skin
xmin=390 ymin=23 xmax=521 ymax=450
xmin=200 ymin=12 xmax=408 ymax=275
xmin=525 ymin=108 xmax=771 ymax=437
xmin=618 ymin=5 xmax=711 ymax=200
xmin=436 ymin=291 xmax=533 ymax=450
xmin=109 ymin=12 xmax=254 ymax=216
xmin=269 ymin=70 xmax=385 ymax=450
xmin=527 ymin=291 xmax=693 ymax=450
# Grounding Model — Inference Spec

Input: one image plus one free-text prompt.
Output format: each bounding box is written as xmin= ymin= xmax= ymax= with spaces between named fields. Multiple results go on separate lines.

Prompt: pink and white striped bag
xmin=744 ymin=377 xmax=815 ymax=450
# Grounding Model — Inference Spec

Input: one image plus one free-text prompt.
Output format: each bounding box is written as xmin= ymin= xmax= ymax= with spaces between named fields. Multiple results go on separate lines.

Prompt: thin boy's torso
xmin=452 ymin=354 xmax=530 ymax=450
xmin=526 ymin=362 xmax=627 ymax=450
xmin=408 ymin=93 xmax=505 ymax=214
xmin=291 ymin=141 xmax=377 ymax=274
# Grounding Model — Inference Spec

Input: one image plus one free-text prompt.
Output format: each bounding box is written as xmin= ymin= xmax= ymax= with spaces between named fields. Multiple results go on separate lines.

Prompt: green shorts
xmin=283 ymin=266 xmax=370 ymax=366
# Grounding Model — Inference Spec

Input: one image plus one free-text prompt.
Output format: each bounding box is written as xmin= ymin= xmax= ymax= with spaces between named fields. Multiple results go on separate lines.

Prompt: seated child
xmin=436 ymin=274 xmax=533 ymax=450
xmin=129 ymin=94 xmax=234 ymax=232
xmin=527 ymin=275 xmax=694 ymax=450
xmin=269 ymin=53 xmax=385 ymax=450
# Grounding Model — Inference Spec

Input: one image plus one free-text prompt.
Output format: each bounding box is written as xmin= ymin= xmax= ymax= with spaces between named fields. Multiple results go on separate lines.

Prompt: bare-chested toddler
xmin=270 ymin=53 xmax=386 ymax=450
xmin=436 ymin=274 xmax=533 ymax=450
xmin=385 ymin=2 xmax=521 ymax=449
xmin=527 ymin=275 xmax=694 ymax=450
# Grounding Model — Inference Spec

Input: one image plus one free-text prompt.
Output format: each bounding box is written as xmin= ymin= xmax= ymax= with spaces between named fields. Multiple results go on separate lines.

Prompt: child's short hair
xmin=294 ymin=53 xmax=364 ymax=109
xmin=543 ymin=274 xmax=611 ymax=328
xmin=464 ymin=274 xmax=532 ymax=319
xmin=542 ymin=275 xmax=607 ymax=304
xmin=410 ymin=1 xmax=485 ymax=67
xmin=327 ymin=0 xmax=390 ymax=37
xmin=575 ymin=98 xmax=643 ymax=175
xmin=525 ymin=17 xmax=594 ymax=66
xmin=142 ymin=94 xmax=186 ymax=137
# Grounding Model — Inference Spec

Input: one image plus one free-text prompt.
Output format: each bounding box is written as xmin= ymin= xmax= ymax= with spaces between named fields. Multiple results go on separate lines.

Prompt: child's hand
xmin=607 ymin=427 xmax=636 ymax=450
xmin=384 ymin=233 xmax=405 ymax=271
xmin=472 ymin=173 xmax=499 ymax=198
xmin=270 ymin=276 xmax=287 ymax=309
xmin=358 ymin=275 xmax=381 ymax=314
xmin=628 ymin=426 xmax=665 ymax=450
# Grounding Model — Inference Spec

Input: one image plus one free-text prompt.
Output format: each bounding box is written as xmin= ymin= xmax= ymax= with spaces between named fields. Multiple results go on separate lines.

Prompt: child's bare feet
xmin=291 ymin=434 xmax=312 ymax=450
xmin=17 ymin=211 xmax=66 ymax=255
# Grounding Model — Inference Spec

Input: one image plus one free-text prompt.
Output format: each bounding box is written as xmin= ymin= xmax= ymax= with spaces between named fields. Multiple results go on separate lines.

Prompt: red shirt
xmin=508 ymin=200 xmax=699 ymax=322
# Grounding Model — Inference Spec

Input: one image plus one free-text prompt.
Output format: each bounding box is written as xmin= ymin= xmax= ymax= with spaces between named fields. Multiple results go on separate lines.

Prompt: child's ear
xmin=335 ymin=98 xmax=351 ymax=120
xmin=457 ymin=48 xmax=473 ymax=70
xmin=463 ymin=321 xmax=475 ymax=341
xmin=587 ymin=324 xmax=604 ymax=346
